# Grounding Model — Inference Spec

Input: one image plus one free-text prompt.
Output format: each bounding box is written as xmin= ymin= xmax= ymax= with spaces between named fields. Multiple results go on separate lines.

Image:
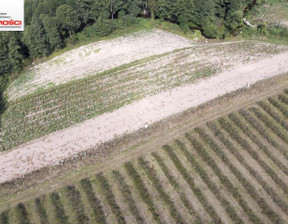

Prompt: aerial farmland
xmin=0 ymin=0 xmax=288 ymax=223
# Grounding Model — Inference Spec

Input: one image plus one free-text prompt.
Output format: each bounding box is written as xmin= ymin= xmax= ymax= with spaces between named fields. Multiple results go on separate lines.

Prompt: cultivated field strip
xmin=1 ymin=90 xmax=288 ymax=224
xmin=1 ymin=42 xmax=287 ymax=151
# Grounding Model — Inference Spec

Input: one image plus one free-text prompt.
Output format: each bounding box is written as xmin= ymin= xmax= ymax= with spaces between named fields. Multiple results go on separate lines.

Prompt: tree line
xmin=0 ymin=0 xmax=257 ymax=93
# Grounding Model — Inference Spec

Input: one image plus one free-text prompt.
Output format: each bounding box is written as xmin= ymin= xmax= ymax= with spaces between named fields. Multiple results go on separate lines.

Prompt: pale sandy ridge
xmin=7 ymin=29 xmax=194 ymax=101
xmin=0 ymin=51 xmax=288 ymax=184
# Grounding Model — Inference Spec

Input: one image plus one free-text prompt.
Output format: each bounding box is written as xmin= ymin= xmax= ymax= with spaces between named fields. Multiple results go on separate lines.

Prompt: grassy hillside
xmin=1 ymin=41 xmax=286 ymax=151
xmin=1 ymin=88 xmax=288 ymax=223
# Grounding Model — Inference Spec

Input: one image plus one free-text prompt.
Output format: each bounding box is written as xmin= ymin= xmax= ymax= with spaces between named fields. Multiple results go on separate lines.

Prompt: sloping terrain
xmin=0 ymin=51 xmax=288 ymax=184
xmin=1 ymin=40 xmax=287 ymax=150
xmin=6 ymin=29 xmax=194 ymax=101
xmin=0 ymin=85 xmax=288 ymax=224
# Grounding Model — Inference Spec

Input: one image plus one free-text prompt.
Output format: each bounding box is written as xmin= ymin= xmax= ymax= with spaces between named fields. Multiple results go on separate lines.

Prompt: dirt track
xmin=0 ymin=51 xmax=287 ymax=184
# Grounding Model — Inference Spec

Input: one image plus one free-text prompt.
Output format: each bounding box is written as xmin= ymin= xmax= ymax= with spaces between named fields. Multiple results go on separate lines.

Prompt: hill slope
xmin=1 ymin=31 xmax=288 ymax=151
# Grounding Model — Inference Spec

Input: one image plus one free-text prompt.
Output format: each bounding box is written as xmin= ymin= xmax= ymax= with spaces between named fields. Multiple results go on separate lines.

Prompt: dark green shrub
xmin=83 ymin=19 xmax=116 ymax=38
xmin=35 ymin=197 xmax=50 ymax=224
xmin=118 ymin=14 xmax=139 ymax=27
xmin=0 ymin=211 xmax=9 ymax=224
xmin=17 ymin=203 xmax=31 ymax=224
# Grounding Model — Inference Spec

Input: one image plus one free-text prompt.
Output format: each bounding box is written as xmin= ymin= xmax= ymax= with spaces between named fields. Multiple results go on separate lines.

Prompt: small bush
xmin=66 ymin=185 xmax=89 ymax=224
xmin=124 ymin=162 xmax=161 ymax=224
xmin=17 ymin=203 xmax=31 ymax=224
xmin=112 ymin=171 xmax=143 ymax=223
xmin=50 ymin=192 xmax=69 ymax=224
xmin=219 ymin=116 xmax=288 ymax=196
xmin=96 ymin=173 xmax=126 ymax=224
xmin=118 ymin=14 xmax=139 ymax=27
xmin=0 ymin=211 xmax=9 ymax=224
xmin=229 ymin=112 xmax=288 ymax=176
xmin=35 ymin=197 xmax=50 ymax=224
xmin=80 ymin=179 xmax=106 ymax=223
xmin=279 ymin=94 xmax=288 ymax=105
xmin=250 ymin=107 xmax=288 ymax=145
xmin=82 ymin=19 xmax=116 ymax=38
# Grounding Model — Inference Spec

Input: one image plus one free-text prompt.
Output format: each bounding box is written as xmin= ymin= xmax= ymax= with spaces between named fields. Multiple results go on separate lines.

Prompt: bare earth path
xmin=0 ymin=51 xmax=288 ymax=184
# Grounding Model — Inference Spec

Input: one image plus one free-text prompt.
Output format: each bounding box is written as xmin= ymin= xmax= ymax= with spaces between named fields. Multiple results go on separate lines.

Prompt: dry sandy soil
xmin=0 ymin=50 xmax=288 ymax=184
xmin=7 ymin=29 xmax=194 ymax=101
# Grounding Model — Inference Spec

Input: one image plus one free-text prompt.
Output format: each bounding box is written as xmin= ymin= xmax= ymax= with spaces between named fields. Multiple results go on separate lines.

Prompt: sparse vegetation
xmin=1 ymin=39 xmax=286 ymax=151
xmin=1 ymin=87 xmax=288 ymax=224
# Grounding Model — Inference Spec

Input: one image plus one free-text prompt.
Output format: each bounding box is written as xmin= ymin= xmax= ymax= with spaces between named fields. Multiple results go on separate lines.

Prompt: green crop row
xmin=250 ymin=107 xmax=288 ymax=145
xmin=181 ymin=135 xmax=258 ymax=224
xmin=50 ymin=192 xmax=69 ymax=224
xmin=228 ymin=113 xmax=288 ymax=176
xmin=238 ymin=109 xmax=288 ymax=159
xmin=258 ymin=101 xmax=288 ymax=131
xmin=124 ymin=162 xmax=162 ymax=224
xmin=35 ymin=197 xmax=50 ymax=224
xmin=137 ymin=157 xmax=186 ymax=223
xmin=268 ymin=97 xmax=288 ymax=118
xmin=96 ymin=173 xmax=126 ymax=224
xmin=112 ymin=170 xmax=143 ymax=224
xmin=279 ymin=94 xmax=288 ymax=105
xmin=66 ymin=185 xmax=89 ymax=224
xmin=1 ymin=50 xmax=213 ymax=151
xmin=80 ymin=179 xmax=106 ymax=224
xmin=206 ymin=121 xmax=288 ymax=216
xmin=151 ymin=152 xmax=201 ymax=223
xmin=17 ymin=203 xmax=31 ymax=224
xmin=219 ymin=117 xmax=288 ymax=196
xmin=163 ymin=145 xmax=222 ymax=223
